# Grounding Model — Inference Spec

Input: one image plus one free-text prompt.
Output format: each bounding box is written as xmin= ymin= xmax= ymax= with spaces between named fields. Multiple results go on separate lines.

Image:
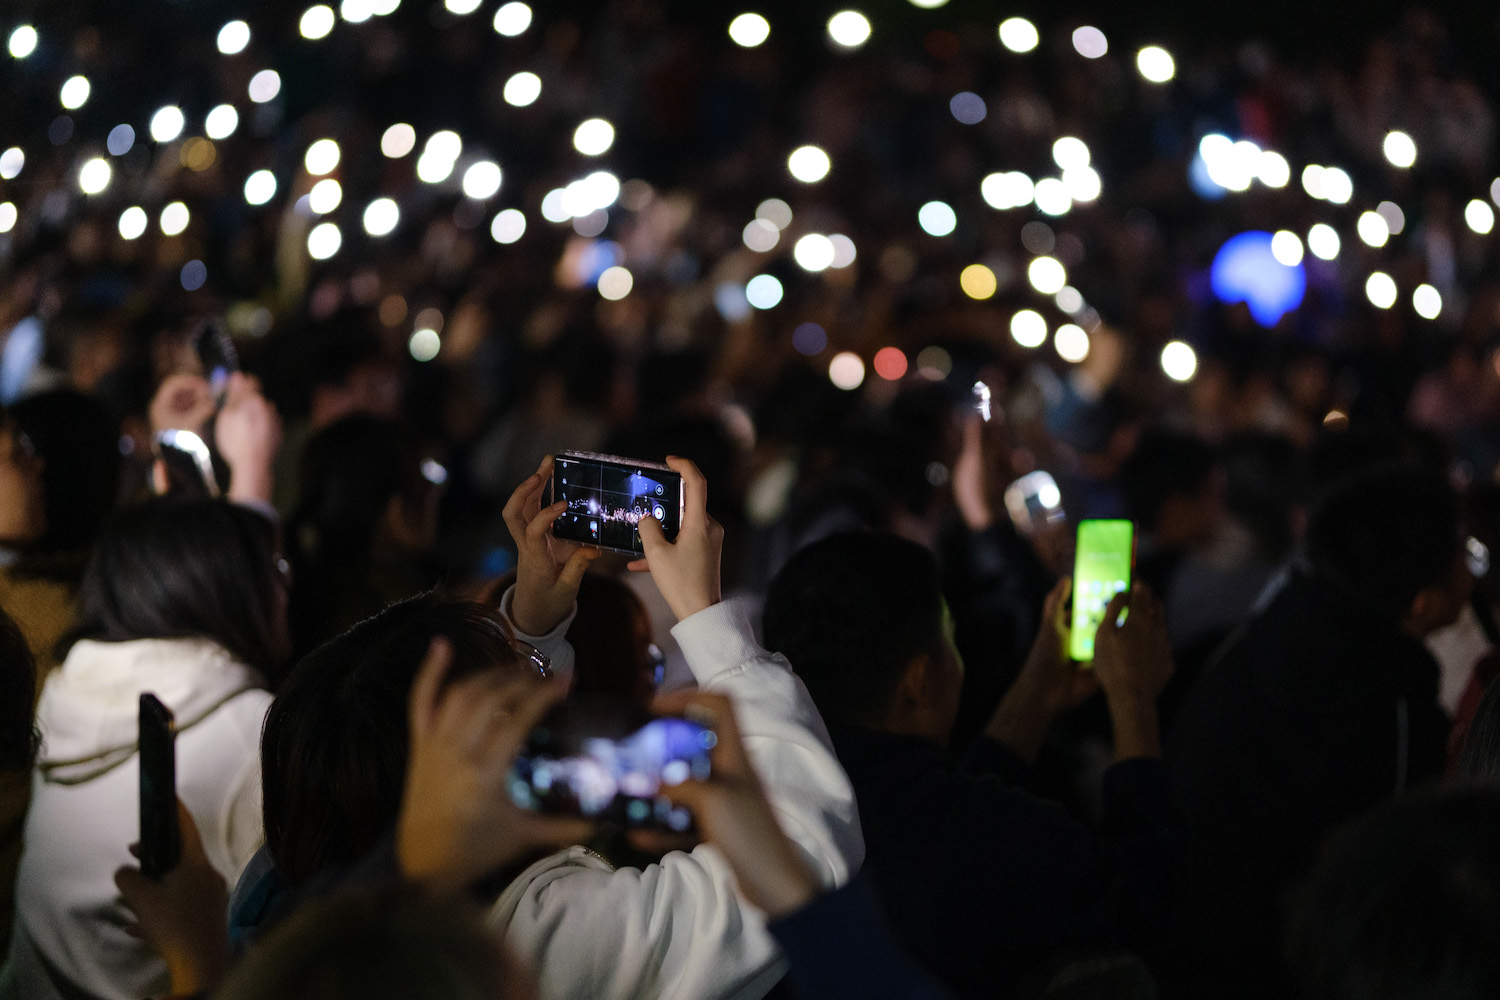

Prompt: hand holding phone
xmin=627 ymin=456 xmax=724 ymax=623
xmin=502 ymin=456 xmax=601 ymax=636
xmin=139 ymin=694 xmax=181 ymax=880
xmin=1069 ymin=520 xmax=1135 ymax=662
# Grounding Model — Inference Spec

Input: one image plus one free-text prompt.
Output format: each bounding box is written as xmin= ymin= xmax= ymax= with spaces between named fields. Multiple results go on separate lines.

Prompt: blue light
xmin=1189 ymin=152 xmax=1227 ymax=200
xmin=1210 ymin=231 xmax=1305 ymax=327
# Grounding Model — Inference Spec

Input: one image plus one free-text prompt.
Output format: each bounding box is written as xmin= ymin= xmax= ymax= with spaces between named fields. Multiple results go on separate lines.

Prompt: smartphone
xmin=1003 ymin=470 xmax=1065 ymax=535
xmin=138 ymin=694 xmax=181 ymax=880
xmin=1069 ymin=519 xmax=1134 ymax=662
xmin=152 ymin=428 xmax=221 ymax=499
xmin=192 ymin=319 xmax=239 ymax=404
xmin=509 ymin=699 xmax=716 ymax=832
xmin=972 ymin=381 xmax=992 ymax=422
xmin=545 ymin=451 xmax=684 ymax=556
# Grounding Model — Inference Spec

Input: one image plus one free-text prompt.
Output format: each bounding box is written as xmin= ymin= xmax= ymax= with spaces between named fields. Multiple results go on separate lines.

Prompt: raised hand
xmin=501 ymin=456 xmax=599 ymax=636
xmin=628 ymin=456 xmax=723 ymax=623
xmin=214 ymin=373 xmax=282 ymax=507
xmin=1092 ymin=583 xmax=1173 ymax=760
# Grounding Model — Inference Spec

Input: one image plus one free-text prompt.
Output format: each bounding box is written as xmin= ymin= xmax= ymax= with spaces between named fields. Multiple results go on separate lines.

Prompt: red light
xmin=873 ymin=347 xmax=908 ymax=381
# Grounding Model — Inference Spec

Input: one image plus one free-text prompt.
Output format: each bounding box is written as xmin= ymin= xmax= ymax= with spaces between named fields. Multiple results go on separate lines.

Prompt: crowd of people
xmin=0 ymin=0 xmax=1499 ymax=997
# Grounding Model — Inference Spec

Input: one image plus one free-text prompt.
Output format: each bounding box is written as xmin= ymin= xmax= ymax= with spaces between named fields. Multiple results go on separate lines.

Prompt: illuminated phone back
xmin=1069 ymin=519 xmax=1134 ymax=662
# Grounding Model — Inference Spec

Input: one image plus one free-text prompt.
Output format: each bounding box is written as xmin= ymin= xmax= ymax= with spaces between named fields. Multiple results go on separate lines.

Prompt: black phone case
xmin=138 ymin=694 xmax=181 ymax=880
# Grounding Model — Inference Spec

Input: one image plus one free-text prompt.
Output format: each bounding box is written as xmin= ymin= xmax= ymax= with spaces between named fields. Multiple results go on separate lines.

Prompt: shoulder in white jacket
xmin=491 ymin=595 xmax=864 ymax=1000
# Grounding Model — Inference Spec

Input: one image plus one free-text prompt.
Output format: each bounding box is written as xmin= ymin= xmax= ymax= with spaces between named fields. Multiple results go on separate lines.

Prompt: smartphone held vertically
xmin=191 ymin=318 xmax=240 ymax=402
xmin=152 ymin=428 xmax=221 ymax=499
xmin=1003 ymin=471 xmax=1065 ymax=536
xmin=1069 ymin=519 xmax=1135 ymax=663
xmin=546 ymin=451 xmax=684 ymax=556
xmin=509 ymin=699 xmax=716 ymax=832
xmin=138 ymin=693 xmax=181 ymax=880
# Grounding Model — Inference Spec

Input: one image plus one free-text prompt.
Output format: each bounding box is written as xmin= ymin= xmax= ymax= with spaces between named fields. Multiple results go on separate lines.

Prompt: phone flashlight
xmin=972 ymin=381 xmax=992 ymax=423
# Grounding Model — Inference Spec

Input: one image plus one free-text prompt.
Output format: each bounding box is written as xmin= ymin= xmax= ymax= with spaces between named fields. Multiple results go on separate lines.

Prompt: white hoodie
xmin=6 ymin=638 xmax=271 ymax=1000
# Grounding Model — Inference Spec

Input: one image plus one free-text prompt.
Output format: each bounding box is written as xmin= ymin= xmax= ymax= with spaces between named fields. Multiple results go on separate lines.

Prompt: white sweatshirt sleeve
xmin=490 ymin=599 xmax=864 ymax=1000
xmin=497 ymin=584 xmax=576 ymax=685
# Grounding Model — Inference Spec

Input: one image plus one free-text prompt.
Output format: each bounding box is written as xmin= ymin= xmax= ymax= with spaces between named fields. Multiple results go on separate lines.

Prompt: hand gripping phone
xmin=1069 ymin=519 xmax=1135 ymax=662
xmin=509 ymin=698 xmax=716 ymax=832
xmin=138 ymin=694 xmax=181 ymax=880
xmin=192 ymin=318 xmax=240 ymax=405
xmin=545 ymin=451 xmax=684 ymax=556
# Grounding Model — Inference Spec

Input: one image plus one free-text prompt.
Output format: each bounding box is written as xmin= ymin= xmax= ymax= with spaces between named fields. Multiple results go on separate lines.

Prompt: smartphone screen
xmin=1069 ymin=519 xmax=1134 ymax=662
xmin=509 ymin=702 xmax=716 ymax=832
xmin=549 ymin=453 xmax=683 ymax=556
xmin=138 ymin=694 xmax=181 ymax=880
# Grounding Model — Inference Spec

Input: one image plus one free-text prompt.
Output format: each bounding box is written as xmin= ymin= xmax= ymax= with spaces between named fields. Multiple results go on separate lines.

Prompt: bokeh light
xmin=1383 ymin=131 xmax=1416 ymax=169
xmin=1270 ymin=230 xmax=1304 ymax=267
xmin=493 ymin=2 xmax=532 ymax=35
xmin=1308 ymin=223 xmax=1340 ymax=261
xmin=60 ymin=76 xmax=90 ymax=110
xmin=159 ymin=202 xmax=190 ymax=236
xmin=1055 ymin=286 xmax=1084 ymax=314
xmin=916 ymin=346 xmax=952 ymax=380
xmin=746 ymin=274 xmax=783 ymax=309
xmin=309 ymin=178 xmax=343 ymax=214
xmin=827 ymin=11 xmax=872 ymax=49
xmin=106 ymin=125 xmax=135 ymax=156
xmin=729 ymin=13 xmax=771 ymax=47
xmin=462 ymin=161 xmax=503 ymax=200
xmin=409 ymin=329 xmax=441 ymax=362
xmin=248 ymin=70 xmax=281 ymax=103
xmin=1072 ymin=26 xmax=1107 ymax=58
xmin=829 ymin=234 xmax=857 ymax=267
xmin=363 ymin=198 xmax=400 ymax=236
xmin=1211 ymin=231 xmax=1306 ymax=327
xmin=150 ymin=106 xmax=185 ymax=143
xmin=300 ymin=5 xmax=336 ymax=39
xmin=218 ymin=20 xmax=251 ymax=55
xmin=342 ymin=0 xmax=375 ymax=24
xmin=788 ymin=145 xmax=831 ymax=183
xmin=828 ymin=351 xmax=866 ymax=390
xmin=1466 ymin=199 xmax=1496 ymax=235
xmin=1063 ymin=166 xmax=1102 ymax=203
xmin=1356 ymin=211 xmax=1389 ymax=248
xmin=918 ymin=201 xmax=957 ymax=237
xmin=982 ymin=171 xmax=1034 ymax=210
xmin=1365 ymin=272 xmax=1398 ymax=309
xmin=1413 ymin=284 xmax=1442 ymax=320
xmin=1137 ymin=46 xmax=1175 ymax=83
xmin=757 ymin=198 xmax=793 ymax=229
xmin=1257 ymin=151 xmax=1291 ymax=188
xmin=445 ymin=0 xmax=483 ymax=15
xmin=1053 ymin=137 xmax=1090 ymax=170
xmin=308 ymin=222 xmax=342 ymax=260
xmin=998 ymin=17 xmax=1039 ymax=54
xmin=504 ymin=72 xmax=542 ymax=107
xmin=205 ymin=105 xmax=239 ymax=140
xmin=573 ymin=119 xmax=615 ymax=156
xmin=1027 ymin=256 xmax=1067 ymax=294
xmin=793 ymin=323 xmax=827 ymax=355
xmin=491 ymin=208 xmax=526 ymax=244
xmin=118 ymin=206 xmax=147 ymax=240
xmin=1034 ymin=178 xmax=1071 ymax=216
xmin=8 ymin=26 xmax=38 ymax=60
xmin=1054 ymin=324 xmax=1090 ymax=363
xmin=305 ymin=139 xmax=341 ymax=175
xmin=78 ymin=157 xmax=110 ymax=195
xmin=180 ymin=261 xmax=208 ymax=292
xmin=1376 ymin=201 xmax=1406 ymax=235
xmin=1 ymin=148 xmax=25 ymax=179
xmin=1010 ymin=310 xmax=1047 ymax=348
xmin=1321 ymin=167 xmax=1353 ymax=204
xmin=1161 ymin=341 xmax=1197 ymax=382
xmin=794 ymin=234 xmax=836 ymax=271
xmin=382 ymin=124 xmax=416 ymax=158
xmin=873 ymin=347 xmax=908 ymax=381
xmin=0 ymin=204 xmax=14 ymax=234
xmin=960 ymin=263 xmax=997 ymax=299
xmin=598 ymin=266 xmax=634 ymax=300
xmin=950 ymin=93 xmax=987 ymax=125
xmin=743 ymin=219 xmax=779 ymax=252
xmin=244 ymin=170 xmax=277 ymax=206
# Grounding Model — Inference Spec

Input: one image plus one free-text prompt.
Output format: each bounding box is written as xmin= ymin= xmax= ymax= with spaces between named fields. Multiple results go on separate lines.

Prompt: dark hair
xmin=215 ymin=885 xmax=529 ymax=1000
xmin=567 ymin=574 xmax=657 ymax=708
xmin=1287 ymin=788 xmax=1500 ymax=1000
xmin=762 ymin=532 xmax=944 ymax=727
xmin=65 ymin=498 xmax=288 ymax=679
xmin=1305 ymin=464 xmax=1460 ymax=619
xmin=261 ymin=594 xmax=521 ymax=891
xmin=1119 ymin=428 xmax=1219 ymax=532
xmin=1457 ymin=679 xmax=1500 ymax=785
xmin=290 ymin=415 xmax=429 ymax=564
xmin=10 ymin=388 xmax=118 ymax=557
xmin=0 ymin=607 xmax=38 ymax=771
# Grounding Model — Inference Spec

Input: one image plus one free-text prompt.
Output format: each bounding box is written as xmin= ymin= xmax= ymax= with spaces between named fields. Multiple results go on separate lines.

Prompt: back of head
xmin=0 ymin=606 xmax=38 ymax=771
xmin=1118 ymin=427 xmax=1218 ymax=535
xmin=215 ymin=886 xmax=531 ymax=1000
xmin=66 ymin=497 xmax=286 ymax=677
xmin=763 ymin=531 xmax=943 ymax=727
xmin=291 ymin=415 xmax=423 ymax=563
xmin=1305 ymin=463 xmax=1459 ymax=620
xmin=10 ymin=388 xmax=118 ymax=557
xmin=568 ymin=574 xmax=657 ymax=708
xmin=1457 ymin=679 xmax=1500 ymax=785
xmin=262 ymin=594 xmax=520 ymax=890
xmin=1287 ymin=788 xmax=1500 ymax=1000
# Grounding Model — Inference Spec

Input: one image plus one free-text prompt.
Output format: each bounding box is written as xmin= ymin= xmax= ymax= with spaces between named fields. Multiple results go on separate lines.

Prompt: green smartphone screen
xmin=1069 ymin=519 xmax=1134 ymax=662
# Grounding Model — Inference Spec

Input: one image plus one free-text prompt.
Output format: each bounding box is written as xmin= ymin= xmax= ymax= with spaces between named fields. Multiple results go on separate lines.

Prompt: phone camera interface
xmin=554 ymin=459 xmax=680 ymax=552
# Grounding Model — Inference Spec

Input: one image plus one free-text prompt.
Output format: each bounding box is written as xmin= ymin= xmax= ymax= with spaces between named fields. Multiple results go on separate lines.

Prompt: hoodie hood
xmin=37 ymin=638 xmax=266 ymax=784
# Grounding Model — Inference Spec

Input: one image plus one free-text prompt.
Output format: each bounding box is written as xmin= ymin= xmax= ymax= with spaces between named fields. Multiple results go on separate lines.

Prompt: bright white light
xmin=428 ymin=132 xmax=464 ymax=163
xmin=1365 ymin=272 xmax=1397 ymax=309
xmin=1466 ymin=199 xmax=1496 ymax=235
xmin=0 ymin=204 xmax=14 ymax=234
xmin=1055 ymin=324 xmax=1090 ymax=362
xmin=1301 ymin=164 xmax=1326 ymax=200
xmin=205 ymin=105 xmax=239 ymax=140
xmin=794 ymin=234 xmax=837 ymax=271
xmin=1034 ymin=178 xmax=1072 ymax=216
xmin=1137 ymin=46 xmax=1175 ymax=83
xmin=907 ymin=0 xmax=949 ymax=7
xmin=577 ymin=171 xmax=620 ymax=213
xmin=416 ymin=153 xmax=454 ymax=184
xmin=828 ymin=352 xmax=866 ymax=390
xmin=1161 ymin=341 xmax=1197 ymax=382
xmin=244 ymin=170 xmax=277 ymax=206
xmin=573 ymin=119 xmax=615 ymax=156
xmin=218 ymin=20 xmax=251 ymax=54
xmin=363 ymin=198 xmax=399 ymax=236
xmin=78 ymin=157 xmax=110 ymax=195
xmin=1053 ymin=137 xmax=1090 ymax=171
xmin=1257 ymin=150 xmax=1290 ymax=188
xmin=1271 ymin=230 xmax=1304 ymax=267
xmin=1072 ymin=26 xmax=1107 ymax=58
xmin=159 ymin=202 xmax=190 ymax=237
xmin=998 ymin=17 xmax=1039 ymax=54
xmin=381 ymin=124 xmax=416 ymax=158
xmin=248 ymin=70 xmax=282 ymax=104
xmin=1200 ymin=134 xmax=1259 ymax=192
xmin=540 ymin=189 xmax=570 ymax=223
xmin=8 ymin=26 xmax=38 ymax=59
xmin=788 ymin=145 xmax=831 ymax=183
xmin=491 ymin=208 xmax=526 ymax=244
xmin=829 ymin=234 xmax=857 ymax=268
xmin=1063 ymin=166 xmax=1102 ymax=203
xmin=729 ymin=13 xmax=771 ymax=47
xmin=1356 ymin=211 xmax=1389 ymax=248
xmin=1010 ymin=310 xmax=1047 ymax=348
xmin=746 ymin=274 xmax=783 ymax=309
xmin=341 ymin=0 xmax=376 ymax=23
xmin=827 ymin=11 xmax=872 ymax=49
xmin=409 ymin=329 xmax=441 ymax=362
xmin=743 ymin=219 xmax=779 ymax=252
xmin=308 ymin=222 xmax=341 ymax=260
xmin=300 ymin=5 xmax=336 ymax=39
xmin=1056 ymin=286 xmax=1085 ymax=314
xmin=1028 ymin=256 xmax=1066 ymax=294
xmin=918 ymin=201 xmax=957 ymax=237
xmin=60 ymin=76 xmax=90 ymax=110
xmin=494 ymin=2 xmax=532 ymax=34
xmin=1383 ymin=131 xmax=1416 ymax=169
xmin=1493 ymin=177 xmax=1500 ymax=209
xmin=504 ymin=72 xmax=541 ymax=107
xmin=598 ymin=266 xmax=633 ymax=300
xmin=1376 ymin=201 xmax=1406 ymax=235
xmin=1413 ymin=284 xmax=1442 ymax=320
xmin=305 ymin=139 xmax=341 ymax=176
xmin=1321 ymin=167 xmax=1353 ymax=205
xmin=1308 ymin=223 xmax=1340 ymax=261
xmin=0 ymin=148 xmax=22 ymax=180
xmin=150 ymin=106 xmax=185 ymax=143
xmin=462 ymin=161 xmax=503 ymax=200
xmin=309 ymin=178 xmax=342 ymax=214
xmin=981 ymin=171 xmax=1034 ymax=210
xmin=445 ymin=0 xmax=482 ymax=14
xmin=371 ymin=0 xmax=401 ymax=14
xmin=118 ymin=206 xmax=147 ymax=240
xmin=757 ymin=198 xmax=793 ymax=229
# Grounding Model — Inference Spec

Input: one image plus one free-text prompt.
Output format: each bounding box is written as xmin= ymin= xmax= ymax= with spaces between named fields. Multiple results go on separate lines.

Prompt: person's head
xmin=1305 ymin=463 xmax=1469 ymax=636
xmin=0 ymin=412 xmax=45 ymax=548
xmin=11 ymin=388 xmax=119 ymax=556
xmin=262 ymin=594 xmax=525 ymax=890
xmin=1287 ymin=788 xmax=1500 ymax=1000
xmin=763 ymin=532 xmax=958 ymax=743
xmin=65 ymin=497 xmax=289 ymax=677
xmin=568 ymin=574 xmax=660 ymax=708
xmin=1119 ymin=428 xmax=1222 ymax=548
xmin=0 ymin=606 xmax=39 ymax=772
xmin=214 ymin=886 xmax=533 ymax=1000
xmin=1456 ymin=679 xmax=1500 ymax=785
